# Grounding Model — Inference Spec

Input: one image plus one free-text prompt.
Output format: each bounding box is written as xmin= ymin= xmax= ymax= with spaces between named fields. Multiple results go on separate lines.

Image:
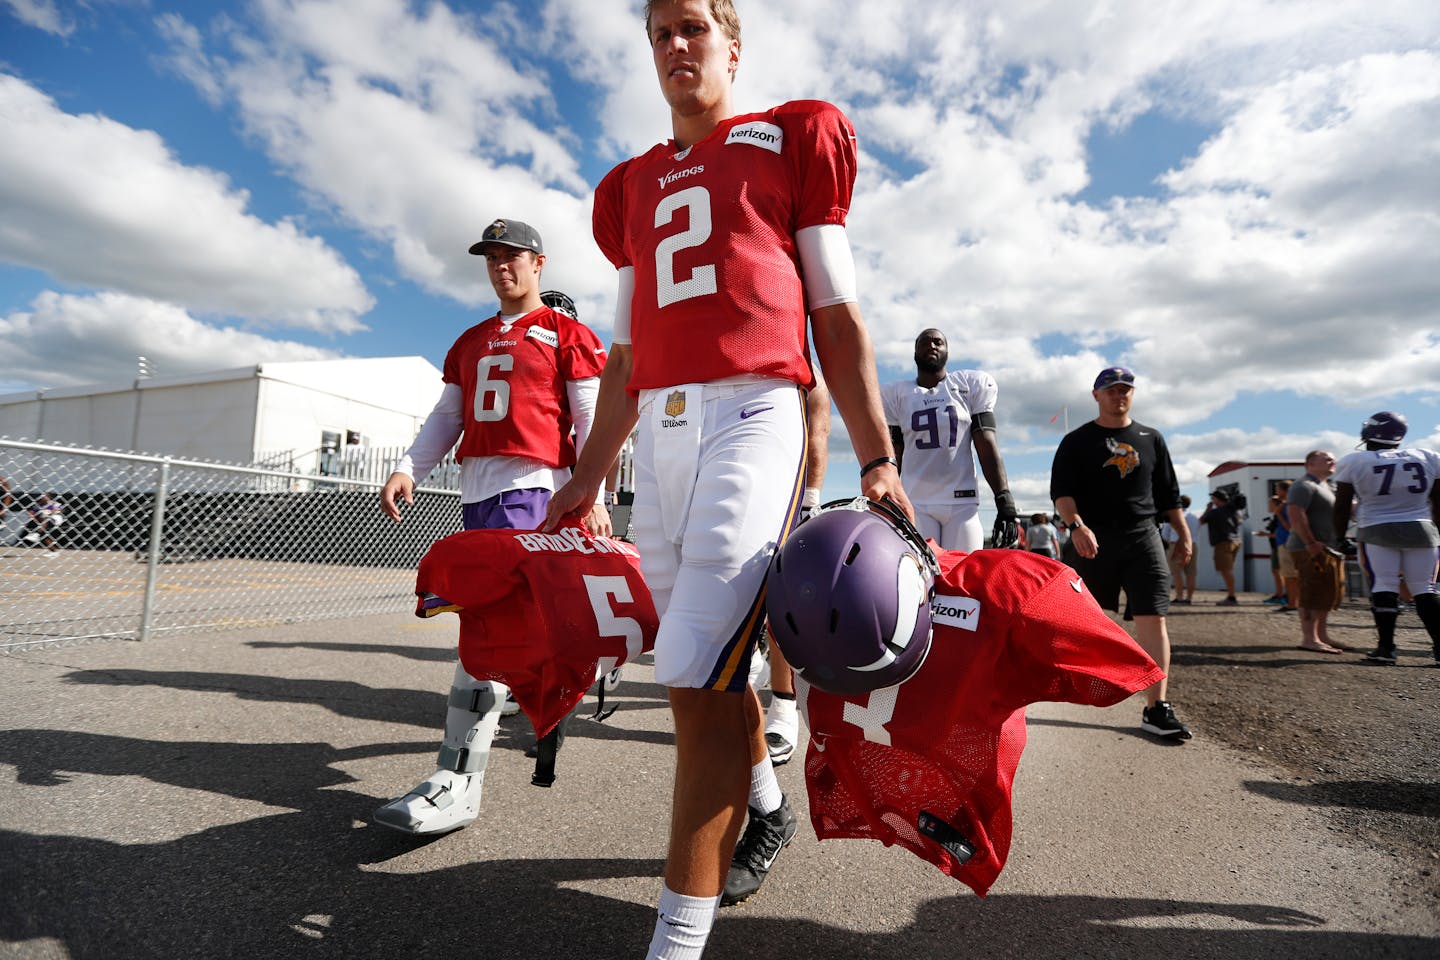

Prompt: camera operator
xmin=1200 ymin=489 xmax=1247 ymax=604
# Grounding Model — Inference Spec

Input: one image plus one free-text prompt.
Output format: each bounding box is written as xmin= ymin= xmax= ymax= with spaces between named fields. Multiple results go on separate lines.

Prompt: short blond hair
xmin=644 ymin=0 xmax=741 ymax=44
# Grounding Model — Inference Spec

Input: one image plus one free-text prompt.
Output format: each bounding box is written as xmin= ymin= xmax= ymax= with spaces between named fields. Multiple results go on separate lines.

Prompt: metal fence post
xmin=138 ymin=458 xmax=171 ymax=642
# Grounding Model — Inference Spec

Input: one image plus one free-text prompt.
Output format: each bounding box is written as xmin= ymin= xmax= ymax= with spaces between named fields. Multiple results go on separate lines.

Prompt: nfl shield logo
xmin=665 ymin=390 xmax=687 ymax=417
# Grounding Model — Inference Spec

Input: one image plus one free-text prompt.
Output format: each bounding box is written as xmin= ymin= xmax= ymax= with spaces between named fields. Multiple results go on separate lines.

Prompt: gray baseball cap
xmin=468 ymin=218 xmax=543 ymax=256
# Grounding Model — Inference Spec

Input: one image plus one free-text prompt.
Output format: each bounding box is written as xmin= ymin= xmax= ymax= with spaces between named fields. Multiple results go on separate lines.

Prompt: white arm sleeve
xmin=797 ymin=223 xmax=858 ymax=309
xmin=393 ymin=383 xmax=464 ymax=481
xmin=612 ymin=266 xmax=635 ymax=344
xmin=565 ymin=376 xmax=605 ymax=506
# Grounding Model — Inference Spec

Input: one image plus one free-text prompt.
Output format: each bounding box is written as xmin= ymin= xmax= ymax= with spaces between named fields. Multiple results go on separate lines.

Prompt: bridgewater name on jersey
xmin=416 ymin=524 xmax=658 ymax=737
xmin=442 ymin=305 xmax=607 ymax=467
xmin=593 ymin=100 xmax=857 ymax=394
xmin=799 ymin=548 xmax=1164 ymax=896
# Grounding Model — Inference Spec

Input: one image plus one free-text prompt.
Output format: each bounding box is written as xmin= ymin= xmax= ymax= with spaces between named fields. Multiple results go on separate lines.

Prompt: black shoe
xmin=1363 ymin=648 xmax=1397 ymax=665
xmin=765 ymin=731 xmax=795 ymax=766
xmin=1216 ymin=596 xmax=1239 ymax=606
xmin=1140 ymin=701 xmax=1192 ymax=740
xmin=721 ymin=795 xmax=798 ymax=906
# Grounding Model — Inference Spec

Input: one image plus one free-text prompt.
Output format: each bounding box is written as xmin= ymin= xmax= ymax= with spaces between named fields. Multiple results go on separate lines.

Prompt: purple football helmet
xmin=765 ymin=498 xmax=939 ymax=695
xmin=1360 ymin=411 xmax=1407 ymax=447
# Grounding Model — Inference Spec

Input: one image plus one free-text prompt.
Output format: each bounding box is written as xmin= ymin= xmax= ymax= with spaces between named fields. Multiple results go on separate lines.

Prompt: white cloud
xmin=159 ymin=1 xmax=618 ymax=317
xmin=3 ymin=0 xmax=72 ymax=36
xmin=0 ymin=291 xmax=341 ymax=389
xmin=0 ymin=74 xmax=373 ymax=332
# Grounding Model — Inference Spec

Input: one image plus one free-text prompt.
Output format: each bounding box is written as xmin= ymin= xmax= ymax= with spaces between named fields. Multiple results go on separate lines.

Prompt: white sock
xmin=646 ymin=884 xmax=719 ymax=960
xmin=748 ymin=758 xmax=783 ymax=816
xmin=765 ymin=693 xmax=797 ymax=734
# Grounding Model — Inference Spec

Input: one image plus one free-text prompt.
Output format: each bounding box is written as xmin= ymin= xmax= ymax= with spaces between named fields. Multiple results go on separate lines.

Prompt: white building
xmin=0 ymin=358 xmax=444 ymax=475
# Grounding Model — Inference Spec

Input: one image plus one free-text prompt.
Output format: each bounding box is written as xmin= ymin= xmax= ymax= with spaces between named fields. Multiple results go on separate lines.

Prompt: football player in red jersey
xmin=541 ymin=2 xmax=911 ymax=955
xmin=372 ymin=219 xmax=610 ymax=836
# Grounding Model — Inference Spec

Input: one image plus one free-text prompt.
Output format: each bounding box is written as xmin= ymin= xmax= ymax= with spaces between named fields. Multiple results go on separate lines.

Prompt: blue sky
xmin=3 ymin=0 xmax=1439 ymax=515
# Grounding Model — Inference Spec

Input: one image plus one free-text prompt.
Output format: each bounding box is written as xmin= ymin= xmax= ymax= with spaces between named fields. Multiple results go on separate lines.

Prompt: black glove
xmin=991 ymin=490 xmax=1019 ymax=550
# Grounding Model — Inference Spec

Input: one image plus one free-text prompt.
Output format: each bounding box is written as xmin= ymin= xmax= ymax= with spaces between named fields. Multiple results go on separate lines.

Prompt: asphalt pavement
xmin=1 ymin=612 xmax=1436 ymax=959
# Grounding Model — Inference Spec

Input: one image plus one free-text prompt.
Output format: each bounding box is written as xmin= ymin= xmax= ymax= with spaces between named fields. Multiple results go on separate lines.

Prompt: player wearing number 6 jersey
xmin=372 ymin=218 xmax=608 ymax=837
xmin=881 ymin=329 xmax=1018 ymax=551
xmin=541 ymin=2 xmax=911 ymax=956
xmin=1332 ymin=411 xmax=1440 ymax=665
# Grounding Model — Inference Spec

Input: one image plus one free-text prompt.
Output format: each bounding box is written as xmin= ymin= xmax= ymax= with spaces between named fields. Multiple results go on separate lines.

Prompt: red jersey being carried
xmin=442 ymin=305 xmax=607 ymax=466
xmin=800 ymin=548 xmax=1164 ymax=896
xmin=592 ymin=100 xmax=857 ymax=394
xmin=415 ymin=524 xmax=657 ymax=737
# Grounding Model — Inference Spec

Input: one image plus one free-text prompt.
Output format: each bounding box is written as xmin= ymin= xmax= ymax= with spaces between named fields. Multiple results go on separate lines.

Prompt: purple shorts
xmin=462 ymin=487 xmax=552 ymax=532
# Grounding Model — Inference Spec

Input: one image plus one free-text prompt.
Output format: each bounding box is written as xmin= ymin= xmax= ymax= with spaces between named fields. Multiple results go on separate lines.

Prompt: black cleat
xmin=721 ymin=795 xmax=798 ymax=906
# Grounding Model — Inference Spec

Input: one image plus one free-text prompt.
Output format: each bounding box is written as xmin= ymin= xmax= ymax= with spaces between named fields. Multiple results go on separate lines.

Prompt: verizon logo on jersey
xmin=931 ymin=594 xmax=981 ymax=632
xmin=726 ymin=120 xmax=783 ymax=154
xmin=525 ymin=326 xmax=559 ymax=348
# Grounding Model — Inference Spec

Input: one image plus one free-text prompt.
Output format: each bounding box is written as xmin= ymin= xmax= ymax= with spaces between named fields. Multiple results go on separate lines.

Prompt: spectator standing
xmin=541 ymin=2 xmax=912 ymax=954
xmin=372 ymin=222 xmax=609 ymax=835
xmin=1270 ymin=481 xmax=1300 ymax=612
xmin=1050 ymin=366 xmax=1193 ymax=740
xmin=1199 ymin=489 xmax=1246 ymax=604
xmin=1332 ymin=412 xmax=1440 ymax=665
xmin=1286 ymin=450 xmax=1346 ymax=654
xmin=881 ymin=329 xmax=1019 ymax=550
xmin=1165 ymin=494 xmax=1200 ymax=604
xmin=1025 ymin=512 xmax=1059 ymax=559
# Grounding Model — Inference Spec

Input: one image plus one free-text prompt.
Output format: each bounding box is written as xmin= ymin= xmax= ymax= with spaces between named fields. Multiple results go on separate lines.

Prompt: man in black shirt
xmin=1050 ymin=367 xmax=1194 ymax=740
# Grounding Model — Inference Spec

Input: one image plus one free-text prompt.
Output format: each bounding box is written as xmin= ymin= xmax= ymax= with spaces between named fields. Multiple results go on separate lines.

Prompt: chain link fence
xmin=2 ymin=438 xmax=463 ymax=654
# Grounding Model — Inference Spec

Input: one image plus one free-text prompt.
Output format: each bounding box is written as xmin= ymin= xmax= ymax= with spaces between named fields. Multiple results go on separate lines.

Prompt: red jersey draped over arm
xmin=441 ymin=305 xmax=607 ymax=466
xmin=593 ymin=100 xmax=856 ymax=393
xmin=415 ymin=524 xmax=657 ymax=737
xmin=800 ymin=549 xmax=1164 ymax=895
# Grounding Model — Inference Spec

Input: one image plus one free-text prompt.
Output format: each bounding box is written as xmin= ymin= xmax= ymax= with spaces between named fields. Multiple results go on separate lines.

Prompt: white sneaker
xmin=372 ymin=768 xmax=482 ymax=835
xmin=500 ymin=690 xmax=520 ymax=716
xmin=601 ymin=664 xmax=624 ymax=692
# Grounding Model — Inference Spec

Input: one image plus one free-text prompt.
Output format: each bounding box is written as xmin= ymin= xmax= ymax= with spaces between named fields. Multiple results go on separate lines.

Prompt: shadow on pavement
xmin=1245 ymin=779 xmax=1440 ymax=818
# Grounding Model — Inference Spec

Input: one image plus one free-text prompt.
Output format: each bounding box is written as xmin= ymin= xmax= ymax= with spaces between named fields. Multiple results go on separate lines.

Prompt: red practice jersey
xmin=415 ymin=524 xmax=657 ymax=737
xmin=441 ymin=305 xmax=607 ymax=466
xmin=800 ymin=548 xmax=1164 ymax=896
xmin=593 ymin=100 xmax=856 ymax=394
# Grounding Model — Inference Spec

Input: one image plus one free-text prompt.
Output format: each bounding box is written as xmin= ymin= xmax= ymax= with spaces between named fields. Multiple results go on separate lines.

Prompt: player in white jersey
xmin=1332 ymin=411 xmax=1440 ymax=665
xmin=881 ymin=329 xmax=1018 ymax=550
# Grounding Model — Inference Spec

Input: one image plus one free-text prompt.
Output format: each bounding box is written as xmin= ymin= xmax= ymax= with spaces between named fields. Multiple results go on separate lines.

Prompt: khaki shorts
xmin=1276 ymin=545 xmax=1298 ymax=578
xmin=1295 ymin=550 xmax=1343 ymax=611
xmin=1169 ymin=541 xmax=1196 ymax=575
xmin=1212 ymin=540 xmax=1241 ymax=573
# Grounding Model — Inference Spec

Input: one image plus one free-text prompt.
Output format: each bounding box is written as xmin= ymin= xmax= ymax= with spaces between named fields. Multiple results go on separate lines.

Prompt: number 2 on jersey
xmin=654 ymin=186 xmax=717 ymax=308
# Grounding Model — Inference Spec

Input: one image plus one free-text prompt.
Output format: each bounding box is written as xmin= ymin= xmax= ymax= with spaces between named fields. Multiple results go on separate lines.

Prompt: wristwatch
xmin=1063 ymin=518 xmax=1085 ymax=531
